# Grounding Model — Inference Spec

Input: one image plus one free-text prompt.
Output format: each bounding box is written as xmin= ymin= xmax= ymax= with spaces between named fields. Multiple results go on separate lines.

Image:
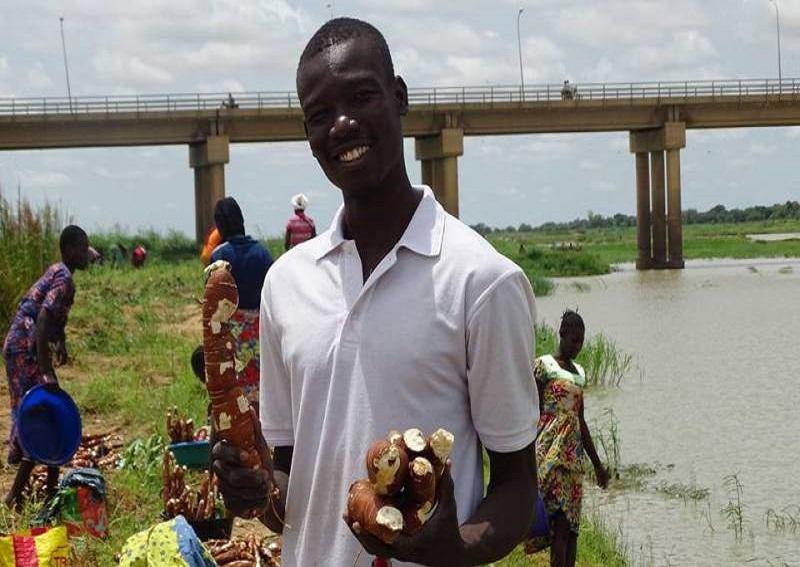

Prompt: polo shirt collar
xmin=309 ymin=185 xmax=444 ymax=261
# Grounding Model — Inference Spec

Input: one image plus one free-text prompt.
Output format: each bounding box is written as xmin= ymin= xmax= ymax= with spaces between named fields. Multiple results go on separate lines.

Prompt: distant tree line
xmin=471 ymin=200 xmax=800 ymax=235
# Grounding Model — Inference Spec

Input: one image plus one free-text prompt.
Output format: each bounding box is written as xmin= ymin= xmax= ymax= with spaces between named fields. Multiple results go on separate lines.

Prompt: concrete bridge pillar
xmin=629 ymin=122 xmax=686 ymax=269
xmin=415 ymin=128 xmax=464 ymax=217
xmin=189 ymin=135 xmax=229 ymax=245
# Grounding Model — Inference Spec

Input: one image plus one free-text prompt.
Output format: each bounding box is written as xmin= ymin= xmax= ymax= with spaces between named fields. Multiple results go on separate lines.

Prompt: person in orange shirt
xmin=200 ymin=226 xmax=222 ymax=266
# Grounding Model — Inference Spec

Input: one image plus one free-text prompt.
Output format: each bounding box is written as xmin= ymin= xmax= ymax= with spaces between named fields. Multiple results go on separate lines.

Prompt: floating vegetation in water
xmin=777 ymin=265 xmax=794 ymax=274
xmin=614 ymin=462 xmax=658 ymax=491
xmin=655 ymin=480 xmax=710 ymax=502
xmin=747 ymin=265 xmax=759 ymax=274
xmin=722 ymin=473 xmax=747 ymax=542
xmin=765 ymin=506 xmax=800 ymax=534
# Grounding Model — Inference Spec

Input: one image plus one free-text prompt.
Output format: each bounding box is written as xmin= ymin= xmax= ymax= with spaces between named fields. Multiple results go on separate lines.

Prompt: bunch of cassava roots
xmin=347 ymin=428 xmax=454 ymax=543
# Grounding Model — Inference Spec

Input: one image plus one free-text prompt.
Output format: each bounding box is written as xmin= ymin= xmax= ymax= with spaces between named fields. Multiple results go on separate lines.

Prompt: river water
xmin=536 ymin=258 xmax=800 ymax=567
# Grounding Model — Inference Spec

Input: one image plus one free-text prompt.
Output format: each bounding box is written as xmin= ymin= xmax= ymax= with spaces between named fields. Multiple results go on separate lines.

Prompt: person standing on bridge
xmin=212 ymin=17 xmax=539 ymax=567
xmin=3 ymin=225 xmax=90 ymax=510
xmin=210 ymin=197 xmax=273 ymax=412
xmin=283 ymin=193 xmax=316 ymax=250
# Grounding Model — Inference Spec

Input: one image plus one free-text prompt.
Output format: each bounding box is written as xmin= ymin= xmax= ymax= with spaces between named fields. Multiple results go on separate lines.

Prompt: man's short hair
xmin=59 ymin=225 xmax=87 ymax=254
xmin=297 ymin=17 xmax=395 ymax=83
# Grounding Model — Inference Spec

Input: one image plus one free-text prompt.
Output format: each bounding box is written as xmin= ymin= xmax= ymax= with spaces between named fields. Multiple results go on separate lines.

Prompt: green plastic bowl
xmin=169 ymin=440 xmax=210 ymax=469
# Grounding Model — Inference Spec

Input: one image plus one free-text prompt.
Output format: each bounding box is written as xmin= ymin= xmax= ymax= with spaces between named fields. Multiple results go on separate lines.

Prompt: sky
xmin=0 ymin=0 xmax=799 ymax=238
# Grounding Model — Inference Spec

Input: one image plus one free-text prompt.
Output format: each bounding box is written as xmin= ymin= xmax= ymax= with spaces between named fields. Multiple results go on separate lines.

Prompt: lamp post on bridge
xmin=769 ymin=0 xmax=783 ymax=92
xmin=517 ymin=8 xmax=525 ymax=101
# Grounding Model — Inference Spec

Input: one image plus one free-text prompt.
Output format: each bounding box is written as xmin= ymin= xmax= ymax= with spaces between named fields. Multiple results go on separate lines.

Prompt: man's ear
xmin=394 ymin=76 xmax=409 ymax=116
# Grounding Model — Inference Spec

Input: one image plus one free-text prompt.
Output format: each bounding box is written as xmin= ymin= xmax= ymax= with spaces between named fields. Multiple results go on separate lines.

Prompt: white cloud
xmin=92 ymin=52 xmax=174 ymax=87
xmin=17 ymin=170 xmax=71 ymax=189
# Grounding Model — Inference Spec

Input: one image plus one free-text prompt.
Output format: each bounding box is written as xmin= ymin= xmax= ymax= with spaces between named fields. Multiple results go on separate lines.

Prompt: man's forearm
xmin=259 ymin=469 xmax=289 ymax=533
xmin=459 ymin=446 xmax=537 ymax=565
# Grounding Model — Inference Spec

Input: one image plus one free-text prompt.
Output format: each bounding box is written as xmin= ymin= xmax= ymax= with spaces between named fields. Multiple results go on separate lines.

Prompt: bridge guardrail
xmin=0 ymin=78 xmax=797 ymax=117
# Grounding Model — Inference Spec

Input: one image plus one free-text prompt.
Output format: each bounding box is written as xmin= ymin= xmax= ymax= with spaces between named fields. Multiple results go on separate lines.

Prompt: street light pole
xmin=59 ymin=17 xmax=73 ymax=113
xmin=517 ymin=8 xmax=525 ymax=101
xmin=769 ymin=0 xmax=783 ymax=91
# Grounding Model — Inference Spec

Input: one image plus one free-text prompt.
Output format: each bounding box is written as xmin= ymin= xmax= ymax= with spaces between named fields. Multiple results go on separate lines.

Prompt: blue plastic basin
xmin=17 ymin=385 xmax=82 ymax=465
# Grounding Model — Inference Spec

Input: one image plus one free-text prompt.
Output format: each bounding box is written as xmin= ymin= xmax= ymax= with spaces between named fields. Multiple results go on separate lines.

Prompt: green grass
xmin=489 ymin=218 xmax=800 ymax=278
xmin=535 ymin=325 xmax=634 ymax=388
xmin=0 ymin=192 xmax=63 ymax=334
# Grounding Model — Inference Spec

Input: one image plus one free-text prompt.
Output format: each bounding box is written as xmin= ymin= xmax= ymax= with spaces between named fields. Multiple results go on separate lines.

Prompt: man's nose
xmin=329 ymin=114 xmax=359 ymax=139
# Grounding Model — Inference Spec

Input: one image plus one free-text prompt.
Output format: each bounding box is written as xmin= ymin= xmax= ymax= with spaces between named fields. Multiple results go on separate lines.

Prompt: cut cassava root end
xmin=366 ymin=439 xmax=408 ymax=497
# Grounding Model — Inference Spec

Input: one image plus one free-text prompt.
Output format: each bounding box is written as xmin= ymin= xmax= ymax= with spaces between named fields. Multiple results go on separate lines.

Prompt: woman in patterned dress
xmin=210 ymin=197 xmax=273 ymax=413
xmin=527 ymin=310 xmax=609 ymax=566
xmin=3 ymin=225 xmax=90 ymax=509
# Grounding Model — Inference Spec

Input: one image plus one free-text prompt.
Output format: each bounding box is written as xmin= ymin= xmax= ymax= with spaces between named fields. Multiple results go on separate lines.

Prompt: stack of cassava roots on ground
xmin=162 ymin=449 xmax=219 ymax=521
xmin=347 ymin=427 xmax=454 ymax=543
xmin=206 ymin=536 xmax=281 ymax=567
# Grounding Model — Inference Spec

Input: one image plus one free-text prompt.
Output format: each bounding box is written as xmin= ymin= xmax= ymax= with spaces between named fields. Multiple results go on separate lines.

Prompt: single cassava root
xmin=202 ymin=261 xmax=260 ymax=469
xmin=347 ymin=427 xmax=455 ymax=543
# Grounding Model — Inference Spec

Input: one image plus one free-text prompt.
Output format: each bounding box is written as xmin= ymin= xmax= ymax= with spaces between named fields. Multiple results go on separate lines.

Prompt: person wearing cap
xmin=3 ymin=225 xmax=90 ymax=509
xmin=284 ymin=193 xmax=316 ymax=251
xmin=211 ymin=197 xmax=273 ymax=411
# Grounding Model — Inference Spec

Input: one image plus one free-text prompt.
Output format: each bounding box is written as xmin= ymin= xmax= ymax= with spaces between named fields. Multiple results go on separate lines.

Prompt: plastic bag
xmin=35 ymin=468 xmax=108 ymax=538
xmin=118 ymin=515 xmax=216 ymax=567
xmin=0 ymin=525 xmax=69 ymax=567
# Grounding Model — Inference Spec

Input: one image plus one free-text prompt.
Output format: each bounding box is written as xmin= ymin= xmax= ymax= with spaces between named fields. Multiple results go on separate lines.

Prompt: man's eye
xmin=354 ymin=90 xmax=375 ymax=102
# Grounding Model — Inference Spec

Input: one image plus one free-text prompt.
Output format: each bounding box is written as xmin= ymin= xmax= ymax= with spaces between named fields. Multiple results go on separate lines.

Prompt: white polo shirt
xmin=259 ymin=186 xmax=538 ymax=567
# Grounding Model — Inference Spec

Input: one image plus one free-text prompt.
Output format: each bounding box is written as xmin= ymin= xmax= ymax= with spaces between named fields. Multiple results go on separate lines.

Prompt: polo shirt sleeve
xmin=465 ymin=269 xmax=539 ymax=453
xmin=259 ymin=282 xmax=294 ymax=447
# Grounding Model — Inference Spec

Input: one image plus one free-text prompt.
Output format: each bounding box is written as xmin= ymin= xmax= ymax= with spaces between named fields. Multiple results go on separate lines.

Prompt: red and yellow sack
xmin=0 ymin=525 xmax=69 ymax=567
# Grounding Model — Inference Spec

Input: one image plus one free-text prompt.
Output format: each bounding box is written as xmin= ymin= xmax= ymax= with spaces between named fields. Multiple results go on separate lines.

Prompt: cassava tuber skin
xmin=402 ymin=428 xmax=427 ymax=456
xmin=203 ymin=261 xmax=260 ymax=469
xmin=424 ymin=428 xmax=455 ymax=478
xmin=347 ymin=479 xmax=404 ymax=544
xmin=407 ymin=457 xmax=436 ymax=504
xmin=366 ymin=438 xmax=408 ymax=496
xmin=401 ymin=500 xmax=434 ymax=536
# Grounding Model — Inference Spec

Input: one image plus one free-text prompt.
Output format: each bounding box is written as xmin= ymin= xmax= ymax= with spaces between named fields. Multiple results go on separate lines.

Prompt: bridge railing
xmin=0 ymin=78 xmax=798 ymax=117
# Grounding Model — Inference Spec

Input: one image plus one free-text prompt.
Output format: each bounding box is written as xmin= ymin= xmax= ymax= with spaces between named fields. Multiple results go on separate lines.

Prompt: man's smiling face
xmin=297 ymin=36 xmax=408 ymax=197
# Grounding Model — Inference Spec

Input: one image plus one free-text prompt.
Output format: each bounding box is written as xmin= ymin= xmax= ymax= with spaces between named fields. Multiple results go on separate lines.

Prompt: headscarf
xmin=290 ymin=193 xmax=309 ymax=211
xmin=214 ymin=197 xmax=245 ymax=240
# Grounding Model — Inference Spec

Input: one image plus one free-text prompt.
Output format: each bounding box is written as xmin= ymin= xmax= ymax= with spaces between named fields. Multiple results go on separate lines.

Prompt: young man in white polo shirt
xmin=213 ymin=18 xmax=539 ymax=567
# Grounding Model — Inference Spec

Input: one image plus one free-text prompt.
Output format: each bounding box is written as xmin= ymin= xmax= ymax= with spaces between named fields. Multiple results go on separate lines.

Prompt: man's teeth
xmin=338 ymin=146 xmax=370 ymax=162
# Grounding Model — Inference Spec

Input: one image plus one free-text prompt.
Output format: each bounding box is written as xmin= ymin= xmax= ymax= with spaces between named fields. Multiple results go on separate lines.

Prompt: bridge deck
xmin=1 ymin=79 xmax=799 ymax=149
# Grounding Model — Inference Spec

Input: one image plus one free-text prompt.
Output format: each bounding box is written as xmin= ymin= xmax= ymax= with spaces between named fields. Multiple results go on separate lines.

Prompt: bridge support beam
xmin=630 ymin=122 xmax=686 ymax=269
xmin=415 ymin=128 xmax=464 ymax=217
xmin=189 ymin=135 xmax=229 ymax=245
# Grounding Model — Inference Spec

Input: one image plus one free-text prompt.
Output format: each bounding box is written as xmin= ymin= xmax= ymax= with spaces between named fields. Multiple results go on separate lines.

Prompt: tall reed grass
xmin=0 ymin=190 xmax=64 ymax=334
xmin=535 ymin=324 xmax=634 ymax=388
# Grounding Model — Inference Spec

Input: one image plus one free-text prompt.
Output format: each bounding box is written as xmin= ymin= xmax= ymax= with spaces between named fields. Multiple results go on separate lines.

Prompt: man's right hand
xmin=211 ymin=409 xmax=279 ymax=519
xmin=212 ymin=440 xmax=275 ymax=517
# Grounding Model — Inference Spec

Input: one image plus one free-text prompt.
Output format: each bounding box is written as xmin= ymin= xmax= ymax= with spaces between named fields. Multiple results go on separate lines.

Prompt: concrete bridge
xmin=2 ymin=78 xmax=800 ymax=269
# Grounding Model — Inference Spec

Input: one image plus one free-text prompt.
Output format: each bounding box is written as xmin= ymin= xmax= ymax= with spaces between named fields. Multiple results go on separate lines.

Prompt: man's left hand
xmin=343 ymin=461 xmax=467 ymax=567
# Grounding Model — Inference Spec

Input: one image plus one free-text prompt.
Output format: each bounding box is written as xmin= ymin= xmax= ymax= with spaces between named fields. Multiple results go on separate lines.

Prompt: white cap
xmin=291 ymin=193 xmax=309 ymax=210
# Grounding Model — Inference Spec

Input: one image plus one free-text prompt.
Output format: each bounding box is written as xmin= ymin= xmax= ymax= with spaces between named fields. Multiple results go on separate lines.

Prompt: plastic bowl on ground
xmin=169 ymin=440 xmax=211 ymax=469
xmin=17 ymin=385 xmax=82 ymax=466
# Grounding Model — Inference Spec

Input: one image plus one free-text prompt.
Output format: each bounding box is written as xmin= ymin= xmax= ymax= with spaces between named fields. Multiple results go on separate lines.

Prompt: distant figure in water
xmin=210 ymin=197 xmax=273 ymax=412
xmin=284 ymin=193 xmax=316 ymax=251
xmin=525 ymin=309 xmax=609 ymax=567
xmin=3 ymin=225 xmax=90 ymax=509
